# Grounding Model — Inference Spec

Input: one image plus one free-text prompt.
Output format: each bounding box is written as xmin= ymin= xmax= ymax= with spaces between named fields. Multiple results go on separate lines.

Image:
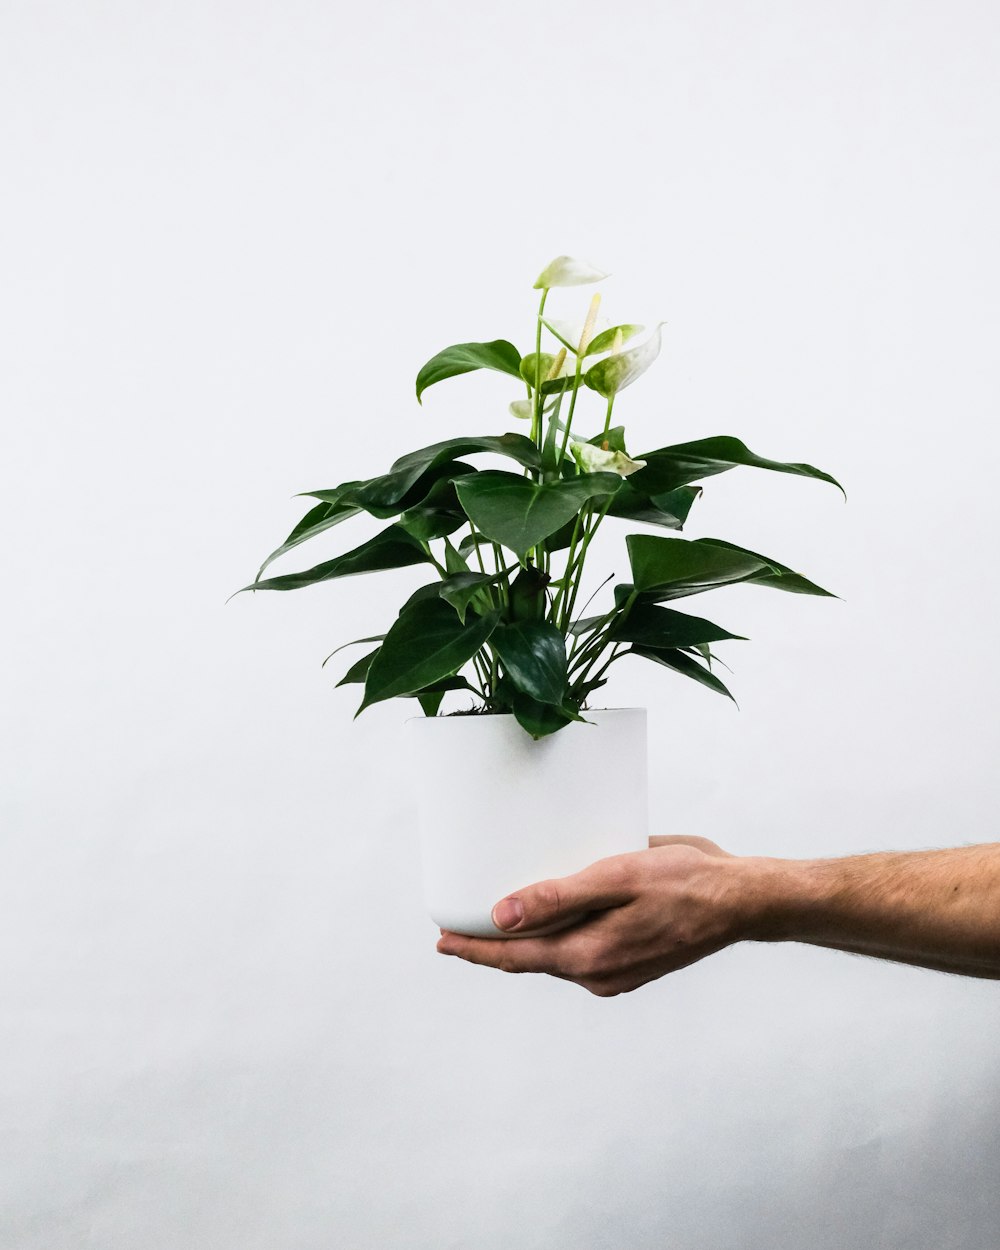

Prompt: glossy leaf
xmin=321 ymin=634 xmax=386 ymax=669
xmin=416 ymin=340 xmax=523 ymax=403
xmin=627 ymin=534 xmax=774 ymax=598
xmin=609 ymin=603 xmax=746 ymax=649
xmin=257 ymin=493 xmax=363 ymax=581
xmin=511 ymin=693 xmax=579 ymax=739
xmin=359 ymin=599 xmax=500 ymax=711
xmin=397 ymin=471 xmax=475 ymax=541
xmin=237 ymin=526 xmax=429 ymax=594
xmin=336 ymin=648 xmax=380 ymax=686
xmin=697 ymin=538 xmax=837 ymax=597
xmin=491 ymin=622 xmax=568 ymax=705
xmin=307 ymin=436 xmax=540 ymax=516
xmin=439 ymin=572 xmax=503 ymax=622
xmin=455 ymin=470 xmax=620 ymax=558
xmin=607 ymin=483 xmax=701 ymax=530
xmin=631 ymin=435 xmax=844 ymax=498
xmin=508 ymin=564 xmax=550 ymax=623
xmin=630 ymin=646 xmax=737 ymax=703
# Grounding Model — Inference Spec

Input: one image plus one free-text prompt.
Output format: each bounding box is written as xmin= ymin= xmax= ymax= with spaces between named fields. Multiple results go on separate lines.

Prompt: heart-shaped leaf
xmin=455 ymin=470 xmax=620 ymax=559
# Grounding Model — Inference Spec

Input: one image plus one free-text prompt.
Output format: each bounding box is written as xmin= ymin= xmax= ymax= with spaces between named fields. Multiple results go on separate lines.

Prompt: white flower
xmin=571 ymin=441 xmax=647 ymax=477
xmin=543 ymin=317 xmax=644 ymax=358
xmin=533 ymin=255 xmax=609 ymax=290
xmin=509 ymin=400 xmax=534 ymax=421
xmin=584 ymin=322 xmax=665 ymax=397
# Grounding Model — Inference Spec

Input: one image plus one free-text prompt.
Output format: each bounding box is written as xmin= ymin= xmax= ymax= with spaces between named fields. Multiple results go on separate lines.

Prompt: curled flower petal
xmin=584 ymin=323 xmax=665 ymax=397
xmin=571 ymin=441 xmax=647 ymax=477
xmin=509 ymin=400 xmax=534 ymax=420
xmin=533 ymin=255 xmax=609 ymax=290
xmin=586 ymin=323 xmax=644 ymax=355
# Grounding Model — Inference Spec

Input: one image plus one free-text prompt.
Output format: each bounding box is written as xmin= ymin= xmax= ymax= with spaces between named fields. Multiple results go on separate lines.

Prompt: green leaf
xmin=336 ymin=647 xmax=380 ymax=686
xmin=237 ymin=526 xmax=429 ymax=594
xmin=359 ymin=599 xmax=500 ymax=712
xmin=438 ymin=572 xmax=503 ymax=622
xmin=321 ymin=634 xmax=386 ymax=669
xmin=417 ymin=691 xmax=445 ymax=717
xmin=607 ymin=483 xmax=702 ymax=530
xmin=397 ymin=471 xmax=475 ymax=541
xmin=491 ymin=622 xmax=568 ymax=705
xmin=695 ymin=538 xmax=837 ymax=597
xmin=632 ymin=435 xmax=844 ymax=498
xmin=257 ymin=493 xmax=364 ymax=581
xmin=302 ymin=437 xmax=540 ymax=520
xmin=507 ymin=563 xmax=550 ymax=623
xmin=630 ymin=646 xmax=737 ymax=704
xmin=416 ymin=340 xmax=523 ymax=403
xmin=609 ymin=603 xmax=746 ymax=649
xmin=443 ymin=536 xmax=471 ymax=575
xmin=455 ymin=470 xmax=620 ymax=559
xmin=626 ymin=534 xmax=774 ymax=599
xmin=588 ymin=425 xmax=628 ymax=452
xmin=511 ymin=693 xmax=579 ymax=739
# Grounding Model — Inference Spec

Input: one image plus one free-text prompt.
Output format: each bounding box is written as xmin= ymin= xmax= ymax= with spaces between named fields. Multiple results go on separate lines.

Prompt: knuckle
xmin=531 ymin=879 xmax=562 ymax=918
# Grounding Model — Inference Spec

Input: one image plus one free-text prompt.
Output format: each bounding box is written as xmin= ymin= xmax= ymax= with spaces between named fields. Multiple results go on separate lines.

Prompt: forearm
xmin=740 ymin=843 xmax=1000 ymax=979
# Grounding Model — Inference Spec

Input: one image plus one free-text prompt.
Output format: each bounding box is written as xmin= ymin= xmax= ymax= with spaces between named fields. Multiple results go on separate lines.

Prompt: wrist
xmin=727 ymin=854 xmax=822 ymax=944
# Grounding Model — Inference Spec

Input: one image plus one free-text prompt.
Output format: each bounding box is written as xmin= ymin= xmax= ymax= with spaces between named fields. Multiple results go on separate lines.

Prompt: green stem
xmin=422 ymin=542 xmax=448 ymax=577
xmin=531 ymin=288 xmax=549 ymax=453
xmin=560 ymin=492 xmax=615 ymax=631
xmin=602 ymin=393 xmax=615 ymax=436
xmin=556 ymin=355 xmax=585 ymax=468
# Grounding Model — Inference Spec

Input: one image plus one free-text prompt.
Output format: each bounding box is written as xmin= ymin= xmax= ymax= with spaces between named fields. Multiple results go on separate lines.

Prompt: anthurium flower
xmin=571 ymin=440 xmax=647 ymax=477
xmin=544 ymin=318 xmax=645 ymax=357
xmin=584 ymin=322 xmax=665 ymax=397
xmin=533 ymin=255 xmax=609 ymax=290
xmin=519 ymin=352 xmax=573 ymax=386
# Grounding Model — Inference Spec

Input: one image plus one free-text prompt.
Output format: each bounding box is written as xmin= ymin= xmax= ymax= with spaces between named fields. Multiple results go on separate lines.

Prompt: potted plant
xmin=238 ymin=255 xmax=842 ymax=937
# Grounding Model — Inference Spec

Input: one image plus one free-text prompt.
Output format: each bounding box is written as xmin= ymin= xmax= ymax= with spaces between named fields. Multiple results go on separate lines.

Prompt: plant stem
xmin=530 ymin=289 xmax=549 ymax=452
xmin=556 ymin=356 xmax=585 ymax=467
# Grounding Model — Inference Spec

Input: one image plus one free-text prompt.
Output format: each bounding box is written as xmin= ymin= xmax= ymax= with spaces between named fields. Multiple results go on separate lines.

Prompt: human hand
xmin=436 ymin=836 xmax=762 ymax=996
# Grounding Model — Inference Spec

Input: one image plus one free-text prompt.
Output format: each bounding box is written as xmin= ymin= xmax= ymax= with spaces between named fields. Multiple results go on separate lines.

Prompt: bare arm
xmin=754 ymin=842 xmax=1000 ymax=979
xmin=436 ymin=837 xmax=1000 ymax=994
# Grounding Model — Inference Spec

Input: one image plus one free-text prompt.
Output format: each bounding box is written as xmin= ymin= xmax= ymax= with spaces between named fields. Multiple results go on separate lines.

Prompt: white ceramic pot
xmin=407 ymin=708 xmax=648 ymax=938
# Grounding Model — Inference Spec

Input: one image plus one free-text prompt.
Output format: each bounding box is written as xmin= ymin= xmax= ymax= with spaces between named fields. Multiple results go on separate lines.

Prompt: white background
xmin=3 ymin=1 xmax=1000 ymax=1246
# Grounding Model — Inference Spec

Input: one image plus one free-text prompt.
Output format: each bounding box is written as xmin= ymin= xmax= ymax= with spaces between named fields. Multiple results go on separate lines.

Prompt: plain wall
xmin=2 ymin=1 xmax=999 ymax=1246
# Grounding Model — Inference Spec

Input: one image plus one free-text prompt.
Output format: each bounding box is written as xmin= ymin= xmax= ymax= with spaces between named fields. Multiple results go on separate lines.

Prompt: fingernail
xmin=492 ymin=897 xmax=524 ymax=930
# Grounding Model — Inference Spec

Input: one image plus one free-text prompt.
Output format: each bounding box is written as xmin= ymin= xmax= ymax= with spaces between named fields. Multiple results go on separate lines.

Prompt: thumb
xmin=491 ymin=856 xmax=637 ymax=933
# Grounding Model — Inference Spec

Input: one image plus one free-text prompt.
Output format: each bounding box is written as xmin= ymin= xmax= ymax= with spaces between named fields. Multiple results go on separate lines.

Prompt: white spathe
xmin=533 ymin=255 xmax=609 ymax=289
xmin=407 ymin=709 xmax=648 ymax=937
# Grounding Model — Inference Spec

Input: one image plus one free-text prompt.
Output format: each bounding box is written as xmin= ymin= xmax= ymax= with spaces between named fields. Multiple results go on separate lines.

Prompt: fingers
xmin=490 ymin=854 xmax=638 ymax=934
xmin=437 ymin=930 xmax=576 ymax=975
